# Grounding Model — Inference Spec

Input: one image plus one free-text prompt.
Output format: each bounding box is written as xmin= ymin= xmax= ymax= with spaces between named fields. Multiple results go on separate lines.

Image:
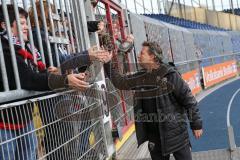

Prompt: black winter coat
xmin=0 ymin=35 xmax=91 ymax=127
xmin=105 ymin=62 xmax=202 ymax=155
xmin=0 ymin=36 xmax=66 ymax=127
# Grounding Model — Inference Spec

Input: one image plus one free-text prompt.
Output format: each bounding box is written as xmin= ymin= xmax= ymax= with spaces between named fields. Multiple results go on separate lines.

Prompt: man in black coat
xmin=105 ymin=41 xmax=203 ymax=160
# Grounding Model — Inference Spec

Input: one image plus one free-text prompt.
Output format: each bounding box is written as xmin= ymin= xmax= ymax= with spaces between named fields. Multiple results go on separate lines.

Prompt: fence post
xmin=1 ymin=0 xmax=21 ymax=89
xmin=84 ymin=0 xmax=115 ymax=158
xmin=227 ymin=89 xmax=240 ymax=160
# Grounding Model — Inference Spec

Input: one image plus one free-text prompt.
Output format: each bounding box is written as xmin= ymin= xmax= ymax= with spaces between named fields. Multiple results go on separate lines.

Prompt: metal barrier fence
xmin=0 ymin=0 xmax=133 ymax=159
xmin=105 ymin=78 xmax=134 ymax=140
xmin=142 ymin=16 xmax=240 ymax=74
xmin=94 ymin=0 xmax=136 ymax=142
xmin=0 ymin=0 xmax=91 ymax=102
xmin=0 ymin=0 xmax=113 ymax=159
xmin=0 ymin=87 xmax=107 ymax=160
xmin=0 ymin=0 xmax=132 ymax=158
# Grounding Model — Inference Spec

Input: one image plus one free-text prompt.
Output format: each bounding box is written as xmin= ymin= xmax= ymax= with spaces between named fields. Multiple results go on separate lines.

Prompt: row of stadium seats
xmin=223 ymin=8 xmax=240 ymax=15
xmin=143 ymin=14 xmax=227 ymax=31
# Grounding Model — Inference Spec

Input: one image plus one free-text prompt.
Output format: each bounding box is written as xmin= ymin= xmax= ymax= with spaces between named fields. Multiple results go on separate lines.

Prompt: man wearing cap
xmin=105 ymin=41 xmax=203 ymax=160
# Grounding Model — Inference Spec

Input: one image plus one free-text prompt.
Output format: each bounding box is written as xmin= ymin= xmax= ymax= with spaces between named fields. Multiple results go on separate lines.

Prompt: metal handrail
xmin=227 ymin=88 xmax=240 ymax=127
xmin=226 ymin=87 xmax=240 ymax=159
xmin=175 ymin=52 xmax=240 ymax=66
xmin=1 ymin=51 xmax=240 ymax=104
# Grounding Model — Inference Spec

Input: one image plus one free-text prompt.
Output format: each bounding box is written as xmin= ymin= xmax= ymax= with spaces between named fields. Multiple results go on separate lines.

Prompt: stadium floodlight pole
xmin=150 ymin=0 xmax=154 ymax=14
xmin=164 ymin=0 xmax=170 ymax=14
xmin=205 ymin=0 xmax=209 ymax=9
xmin=168 ymin=0 xmax=175 ymax=15
xmin=124 ymin=0 xmax=128 ymax=10
xmin=178 ymin=0 xmax=183 ymax=18
xmin=191 ymin=0 xmax=196 ymax=20
xmin=183 ymin=0 xmax=186 ymax=18
xmin=229 ymin=0 xmax=235 ymax=14
xmin=212 ymin=0 xmax=216 ymax=10
xmin=142 ymin=0 xmax=146 ymax=14
xmin=162 ymin=0 xmax=166 ymax=13
xmin=157 ymin=0 xmax=161 ymax=13
xmin=134 ymin=0 xmax=138 ymax=13
xmin=162 ymin=0 xmax=165 ymax=12
xmin=221 ymin=0 xmax=224 ymax=10
xmin=237 ymin=0 xmax=239 ymax=8
xmin=192 ymin=0 xmax=201 ymax=7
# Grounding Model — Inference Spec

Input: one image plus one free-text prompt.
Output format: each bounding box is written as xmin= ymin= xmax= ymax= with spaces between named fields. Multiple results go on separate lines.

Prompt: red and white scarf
xmin=4 ymin=35 xmax=46 ymax=71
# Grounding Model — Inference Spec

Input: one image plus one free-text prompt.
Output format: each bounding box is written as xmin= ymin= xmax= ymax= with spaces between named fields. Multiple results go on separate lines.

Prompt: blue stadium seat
xmin=143 ymin=14 xmax=227 ymax=31
xmin=223 ymin=8 xmax=240 ymax=16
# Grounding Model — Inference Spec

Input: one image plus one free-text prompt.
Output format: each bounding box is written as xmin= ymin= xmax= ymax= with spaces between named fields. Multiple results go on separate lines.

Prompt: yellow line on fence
xmin=115 ymin=123 xmax=135 ymax=151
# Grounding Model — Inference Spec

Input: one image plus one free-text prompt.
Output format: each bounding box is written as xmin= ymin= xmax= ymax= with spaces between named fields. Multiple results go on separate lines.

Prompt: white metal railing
xmin=0 ymin=88 xmax=107 ymax=160
xmin=227 ymin=87 xmax=240 ymax=160
xmin=0 ymin=0 xmax=93 ymax=103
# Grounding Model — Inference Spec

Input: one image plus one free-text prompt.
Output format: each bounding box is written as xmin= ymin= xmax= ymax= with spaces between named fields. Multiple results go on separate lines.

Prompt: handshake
xmin=48 ymin=45 xmax=113 ymax=91
xmin=48 ymin=33 xmax=134 ymax=92
xmin=88 ymin=45 xmax=113 ymax=63
xmin=67 ymin=46 xmax=113 ymax=91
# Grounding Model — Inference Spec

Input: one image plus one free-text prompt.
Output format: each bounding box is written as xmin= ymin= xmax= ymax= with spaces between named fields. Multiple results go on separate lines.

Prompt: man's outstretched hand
xmin=88 ymin=46 xmax=113 ymax=63
xmin=193 ymin=129 xmax=203 ymax=139
xmin=67 ymin=73 xmax=90 ymax=91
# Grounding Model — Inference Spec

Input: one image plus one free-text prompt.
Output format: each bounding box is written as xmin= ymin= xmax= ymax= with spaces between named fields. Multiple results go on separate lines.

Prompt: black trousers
xmin=148 ymin=140 xmax=192 ymax=160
